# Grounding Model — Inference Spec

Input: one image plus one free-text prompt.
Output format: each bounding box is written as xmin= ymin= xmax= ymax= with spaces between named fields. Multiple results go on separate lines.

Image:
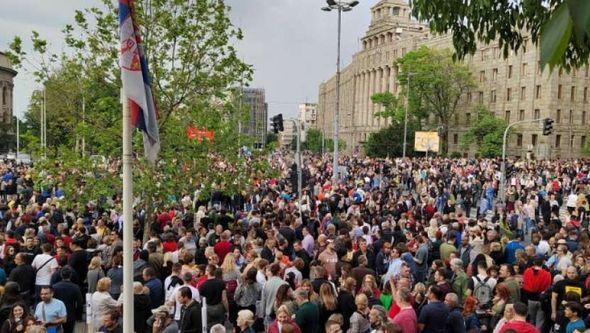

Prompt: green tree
xmin=364 ymin=122 xmax=417 ymax=158
xmin=411 ymin=0 xmax=590 ymax=71
xmin=395 ymin=47 xmax=475 ymax=155
xmin=6 ymin=1 xmax=273 ymax=221
xmin=461 ymin=106 xmax=508 ymax=158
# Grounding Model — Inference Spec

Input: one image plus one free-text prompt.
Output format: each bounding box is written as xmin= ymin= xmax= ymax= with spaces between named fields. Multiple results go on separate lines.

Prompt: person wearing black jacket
xmin=178 ymin=286 xmax=202 ymax=333
xmin=7 ymin=253 xmax=34 ymax=306
xmin=52 ymin=268 xmax=83 ymax=333
xmin=68 ymin=240 xmax=88 ymax=292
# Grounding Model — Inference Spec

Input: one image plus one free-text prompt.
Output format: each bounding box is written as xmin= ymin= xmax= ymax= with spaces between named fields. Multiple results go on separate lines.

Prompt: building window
xmin=583 ymin=111 xmax=587 ymax=124
xmin=492 ymin=68 xmax=498 ymax=81
xmin=532 ymin=134 xmax=538 ymax=147
xmin=570 ymin=109 xmax=574 ymax=124
xmin=517 ymin=134 xmax=523 ymax=147
xmin=521 ymin=63 xmax=527 ymax=76
xmin=466 ymin=113 xmax=471 ymax=123
xmin=582 ymin=136 xmax=587 ymax=149
xmin=505 ymin=110 xmax=511 ymax=122
xmin=506 ymin=88 xmax=512 ymax=101
xmin=521 ymin=86 xmax=526 ymax=100
xmin=536 ymin=85 xmax=541 ymax=99
xmin=478 ymin=91 xmax=484 ymax=103
xmin=1 ymin=87 xmax=6 ymax=106
xmin=571 ymin=86 xmax=576 ymax=102
xmin=491 ymin=90 xmax=497 ymax=103
xmin=558 ymin=84 xmax=562 ymax=99
xmin=453 ymin=134 xmax=458 ymax=145
xmin=556 ymin=109 xmax=561 ymax=123
xmin=479 ymin=71 xmax=485 ymax=82
xmin=571 ymin=135 xmax=575 ymax=147
xmin=519 ymin=109 xmax=525 ymax=121
xmin=508 ymin=65 xmax=513 ymax=78
xmin=556 ymin=135 xmax=561 ymax=148
xmin=585 ymin=87 xmax=588 ymax=102
xmin=466 ymin=92 xmax=472 ymax=102
xmin=534 ymin=109 xmax=540 ymax=119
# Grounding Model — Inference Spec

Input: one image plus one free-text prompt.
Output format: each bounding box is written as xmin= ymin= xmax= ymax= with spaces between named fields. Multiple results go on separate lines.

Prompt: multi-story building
xmin=298 ymin=103 xmax=317 ymax=142
xmin=238 ymin=88 xmax=267 ymax=149
xmin=317 ymin=0 xmax=590 ymax=158
xmin=0 ymin=51 xmax=17 ymax=153
xmin=0 ymin=51 xmax=16 ymax=125
xmin=279 ymin=120 xmax=296 ymax=149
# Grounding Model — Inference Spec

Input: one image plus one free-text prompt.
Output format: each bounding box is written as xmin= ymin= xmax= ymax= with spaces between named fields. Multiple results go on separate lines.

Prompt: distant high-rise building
xmin=238 ymin=88 xmax=267 ymax=149
xmin=298 ymin=103 xmax=317 ymax=142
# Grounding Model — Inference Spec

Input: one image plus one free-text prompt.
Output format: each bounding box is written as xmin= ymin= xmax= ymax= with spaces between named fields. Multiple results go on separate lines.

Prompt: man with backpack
xmin=468 ymin=261 xmax=496 ymax=310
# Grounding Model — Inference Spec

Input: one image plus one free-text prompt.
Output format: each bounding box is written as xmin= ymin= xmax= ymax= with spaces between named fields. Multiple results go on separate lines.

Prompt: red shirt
xmin=214 ymin=240 xmax=232 ymax=263
xmin=499 ymin=320 xmax=540 ymax=333
xmin=522 ymin=267 xmax=552 ymax=293
xmin=162 ymin=240 xmax=177 ymax=253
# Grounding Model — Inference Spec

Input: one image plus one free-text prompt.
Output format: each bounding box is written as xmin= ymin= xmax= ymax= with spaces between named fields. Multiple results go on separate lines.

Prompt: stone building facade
xmin=0 ymin=51 xmax=16 ymax=125
xmin=317 ymin=0 xmax=590 ymax=158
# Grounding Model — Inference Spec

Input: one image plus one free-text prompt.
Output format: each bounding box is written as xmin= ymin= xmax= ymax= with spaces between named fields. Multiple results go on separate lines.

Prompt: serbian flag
xmin=119 ymin=0 xmax=160 ymax=163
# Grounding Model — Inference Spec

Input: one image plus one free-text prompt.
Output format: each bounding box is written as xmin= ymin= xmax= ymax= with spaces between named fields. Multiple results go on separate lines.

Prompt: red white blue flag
xmin=119 ymin=0 xmax=160 ymax=163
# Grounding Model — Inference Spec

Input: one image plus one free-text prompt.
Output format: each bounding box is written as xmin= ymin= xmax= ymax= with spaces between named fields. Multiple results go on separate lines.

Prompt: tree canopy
xmin=460 ymin=106 xmax=508 ymax=158
xmin=6 ymin=0 xmax=273 ymax=210
xmin=394 ymin=46 xmax=475 ymax=155
xmin=411 ymin=0 xmax=590 ymax=71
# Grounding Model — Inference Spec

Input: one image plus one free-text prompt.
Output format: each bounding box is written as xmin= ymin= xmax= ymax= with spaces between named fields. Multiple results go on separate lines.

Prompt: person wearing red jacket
xmin=521 ymin=258 xmax=552 ymax=329
xmin=213 ymin=230 xmax=232 ymax=263
xmin=499 ymin=302 xmax=540 ymax=333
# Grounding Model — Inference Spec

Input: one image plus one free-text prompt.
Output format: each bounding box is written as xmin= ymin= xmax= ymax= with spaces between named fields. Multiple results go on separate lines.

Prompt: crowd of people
xmin=1 ymin=154 xmax=590 ymax=333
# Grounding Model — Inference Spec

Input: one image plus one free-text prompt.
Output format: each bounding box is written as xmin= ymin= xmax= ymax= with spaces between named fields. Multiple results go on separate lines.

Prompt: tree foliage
xmin=460 ymin=106 xmax=508 ymax=158
xmin=293 ymin=128 xmax=345 ymax=153
xmin=364 ymin=122 xmax=417 ymax=158
xmin=6 ymin=0 xmax=273 ymax=210
xmin=395 ymin=47 xmax=475 ymax=155
xmin=411 ymin=0 xmax=590 ymax=71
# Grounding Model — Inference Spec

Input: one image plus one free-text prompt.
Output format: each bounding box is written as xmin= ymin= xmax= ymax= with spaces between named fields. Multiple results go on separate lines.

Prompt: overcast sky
xmin=0 ymin=0 xmax=375 ymax=120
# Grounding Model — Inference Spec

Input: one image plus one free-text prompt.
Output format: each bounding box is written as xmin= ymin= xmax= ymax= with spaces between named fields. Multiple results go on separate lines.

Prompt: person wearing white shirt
xmin=31 ymin=243 xmax=58 ymax=290
xmin=167 ymin=272 xmax=200 ymax=321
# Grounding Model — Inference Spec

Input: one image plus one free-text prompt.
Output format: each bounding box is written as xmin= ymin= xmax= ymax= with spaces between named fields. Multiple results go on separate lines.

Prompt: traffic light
xmin=271 ymin=114 xmax=284 ymax=133
xmin=542 ymin=118 xmax=554 ymax=136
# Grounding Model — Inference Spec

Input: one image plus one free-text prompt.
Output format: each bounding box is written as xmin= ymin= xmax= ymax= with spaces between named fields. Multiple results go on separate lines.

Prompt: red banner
xmin=187 ymin=127 xmax=215 ymax=143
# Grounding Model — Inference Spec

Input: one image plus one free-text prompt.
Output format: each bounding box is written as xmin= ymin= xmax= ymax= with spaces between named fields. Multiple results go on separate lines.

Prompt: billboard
xmin=414 ymin=131 xmax=440 ymax=152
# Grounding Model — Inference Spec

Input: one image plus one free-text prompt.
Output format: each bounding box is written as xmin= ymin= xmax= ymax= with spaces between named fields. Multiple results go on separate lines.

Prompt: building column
xmin=364 ymin=71 xmax=370 ymax=127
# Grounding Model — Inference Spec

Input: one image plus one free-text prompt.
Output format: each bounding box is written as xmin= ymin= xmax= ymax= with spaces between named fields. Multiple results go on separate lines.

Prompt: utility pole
xmin=499 ymin=118 xmax=546 ymax=202
xmin=322 ymin=0 xmax=359 ymax=179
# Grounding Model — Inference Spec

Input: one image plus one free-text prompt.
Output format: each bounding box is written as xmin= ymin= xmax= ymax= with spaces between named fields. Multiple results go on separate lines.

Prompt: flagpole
xmin=121 ymin=89 xmax=134 ymax=333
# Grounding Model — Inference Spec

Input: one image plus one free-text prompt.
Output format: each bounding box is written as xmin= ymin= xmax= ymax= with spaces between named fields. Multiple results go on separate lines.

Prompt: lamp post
xmin=402 ymin=72 xmax=415 ymax=159
xmin=322 ymin=0 xmax=359 ymax=179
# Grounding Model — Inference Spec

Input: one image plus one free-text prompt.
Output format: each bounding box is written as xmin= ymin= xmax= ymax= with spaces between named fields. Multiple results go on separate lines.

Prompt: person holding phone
xmin=33 ymin=287 xmax=66 ymax=333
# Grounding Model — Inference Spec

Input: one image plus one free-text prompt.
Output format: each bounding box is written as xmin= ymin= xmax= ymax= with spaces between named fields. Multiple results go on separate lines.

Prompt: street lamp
xmin=402 ymin=72 xmax=415 ymax=159
xmin=322 ymin=0 xmax=358 ymax=180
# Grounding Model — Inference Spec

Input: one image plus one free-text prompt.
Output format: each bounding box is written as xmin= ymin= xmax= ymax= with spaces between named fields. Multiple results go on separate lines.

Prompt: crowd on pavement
xmin=1 ymin=154 xmax=590 ymax=333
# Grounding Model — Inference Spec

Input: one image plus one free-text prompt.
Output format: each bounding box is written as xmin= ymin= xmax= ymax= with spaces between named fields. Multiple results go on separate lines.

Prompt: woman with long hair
xmin=0 ymin=303 xmax=31 ymax=333
xmin=0 ymin=282 xmax=23 ymax=324
xmin=273 ymin=284 xmax=296 ymax=315
xmin=361 ymin=275 xmax=381 ymax=299
xmin=87 ymin=256 xmax=105 ymax=293
xmin=221 ymin=253 xmax=241 ymax=326
xmin=463 ymin=296 xmax=481 ymax=333
xmin=300 ymin=279 xmax=319 ymax=303
xmin=490 ymin=284 xmax=511 ymax=328
xmin=318 ymin=283 xmax=338 ymax=333
xmin=337 ymin=277 xmax=357 ymax=332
